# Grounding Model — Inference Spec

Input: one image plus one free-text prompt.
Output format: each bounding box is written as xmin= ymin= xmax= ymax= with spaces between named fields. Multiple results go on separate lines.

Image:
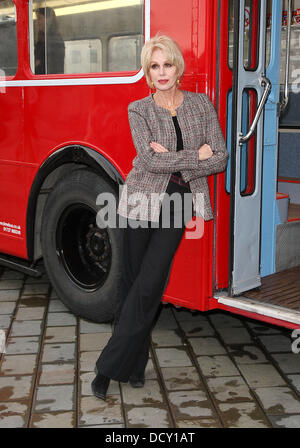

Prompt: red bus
xmin=0 ymin=0 xmax=299 ymax=329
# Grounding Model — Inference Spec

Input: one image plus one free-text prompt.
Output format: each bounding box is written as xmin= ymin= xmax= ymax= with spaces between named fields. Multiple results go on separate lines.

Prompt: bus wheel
xmin=41 ymin=168 xmax=123 ymax=323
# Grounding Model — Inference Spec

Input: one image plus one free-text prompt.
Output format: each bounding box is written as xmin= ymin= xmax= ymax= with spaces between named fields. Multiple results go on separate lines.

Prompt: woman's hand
xmin=198 ymin=144 xmax=213 ymax=161
xmin=150 ymin=142 xmax=169 ymax=153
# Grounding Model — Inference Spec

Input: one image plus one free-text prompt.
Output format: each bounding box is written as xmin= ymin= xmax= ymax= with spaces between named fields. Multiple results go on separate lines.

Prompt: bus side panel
xmin=0 ymin=87 xmax=28 ymax=257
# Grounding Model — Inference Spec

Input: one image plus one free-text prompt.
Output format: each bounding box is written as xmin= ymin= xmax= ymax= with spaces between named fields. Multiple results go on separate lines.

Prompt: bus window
xmin=29 ymin=0 xmax=144 ymax=75
xmin=280 ymin=0 xmax=300 ymax=87
xmin=228 ymin=0 xmax=260 ymax=71
xmin=266 ymin=0 xmax=272 ymax=68
xmin=64 ymin=39 xmax=102 ymax=74
xmin=243 ymin=0 xmax=260 ymax=71
xmin=0 ymin=0 xmax=17 ymax=77
xmin=108 ymin=34 xmax=143 ymax=71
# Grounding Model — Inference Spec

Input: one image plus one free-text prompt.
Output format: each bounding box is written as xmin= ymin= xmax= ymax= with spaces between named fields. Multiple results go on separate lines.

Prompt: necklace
xmin=154 ymin=91 xmax=183 ymax=116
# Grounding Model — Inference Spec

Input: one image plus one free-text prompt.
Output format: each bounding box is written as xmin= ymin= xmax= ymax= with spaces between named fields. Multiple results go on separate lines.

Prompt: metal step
xmin=0 ymin=255 xmax=42 ymax=278
xmin=213 ymin=292 xmax=300 ymax=325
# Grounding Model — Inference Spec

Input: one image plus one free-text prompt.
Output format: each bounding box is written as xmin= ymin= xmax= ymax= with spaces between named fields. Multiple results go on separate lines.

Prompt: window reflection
xmin=0 ymin=0 xmax=17 ymax=77
xmin=34 ymin=6 xmax=65 ymax=74
xmin=30 ymin=0 xmax=144 ymax=75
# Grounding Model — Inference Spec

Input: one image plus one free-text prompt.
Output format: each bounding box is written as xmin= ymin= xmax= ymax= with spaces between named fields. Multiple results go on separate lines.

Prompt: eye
xmin=165 ymin=63 xmax=172 ymax=68
xmin=151 ymin=64 xmax=158 ymax=69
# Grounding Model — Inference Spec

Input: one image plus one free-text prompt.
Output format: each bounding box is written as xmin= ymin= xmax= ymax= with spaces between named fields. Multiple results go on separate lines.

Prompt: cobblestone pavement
xmin=0 ymin=263 xmax=300 ymax=428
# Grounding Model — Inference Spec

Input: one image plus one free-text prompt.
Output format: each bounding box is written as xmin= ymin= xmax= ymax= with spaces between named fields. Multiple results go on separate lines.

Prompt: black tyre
xmin=41 ymin=168 xmax=123 ymax=323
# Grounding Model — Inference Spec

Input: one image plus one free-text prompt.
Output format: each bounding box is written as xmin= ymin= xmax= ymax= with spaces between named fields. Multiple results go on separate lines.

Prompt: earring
xmin=177 ymin=79 xmax=180 ymax=86
xmin=151 ymin=81 xmax=155 ymax=89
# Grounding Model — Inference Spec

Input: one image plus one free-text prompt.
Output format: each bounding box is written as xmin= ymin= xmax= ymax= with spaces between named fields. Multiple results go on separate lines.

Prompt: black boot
xmin=129 ymin=374 xmax=145 ymax=388
xmin=91 ymin=372 xmax=110 ymax=401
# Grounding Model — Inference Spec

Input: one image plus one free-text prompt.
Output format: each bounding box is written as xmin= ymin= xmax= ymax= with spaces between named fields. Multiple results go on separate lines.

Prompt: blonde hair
xmin=141 ymin=34 xmax=185 ymax=87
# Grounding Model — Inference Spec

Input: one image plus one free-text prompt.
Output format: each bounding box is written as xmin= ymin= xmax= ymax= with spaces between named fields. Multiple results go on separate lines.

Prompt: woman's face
xmin=149 ymin=48 xmax=179 ymax=92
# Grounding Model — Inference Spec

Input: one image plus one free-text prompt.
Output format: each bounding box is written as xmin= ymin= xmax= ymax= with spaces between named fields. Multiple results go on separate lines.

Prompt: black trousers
xmin=95 ymin=181 xmax=193 ymax=382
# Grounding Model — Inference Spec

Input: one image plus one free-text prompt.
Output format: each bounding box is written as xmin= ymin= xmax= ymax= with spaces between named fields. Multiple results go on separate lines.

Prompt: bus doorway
xmin=214 ymin=0 xmax=300 ymax=329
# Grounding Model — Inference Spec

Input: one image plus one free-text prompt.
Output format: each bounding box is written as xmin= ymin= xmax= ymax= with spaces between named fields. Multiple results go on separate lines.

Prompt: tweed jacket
xmin=117 ymin=90 xmax=229 ymax=222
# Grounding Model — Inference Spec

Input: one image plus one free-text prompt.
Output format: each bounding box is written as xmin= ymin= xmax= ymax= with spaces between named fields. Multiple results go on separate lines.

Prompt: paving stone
xmin=0 ymin=269 xmax=24 ymax=280
xmin=238 ymin=364 xmax=286 ymax=387
xmin=176 ymin=418 xmax=222 ymax=428
xmin=22 ymin=283 xmax=49 ymax=295
xmin=152 ymin=330 xmax=183 ymax=347
xmin=79 ymin=395 xmax=122 ymax=426
xmin=0 ymin=375 xmax=33 ymax=401
xmin=271 ymin=353 xmax=300 ymax=374
xmin=19 ymin=295 xmax=48 ymax=308
xmin=39 ymin=364 xmax=75 ymax=385
xmin=80 ymin=319 xmax=112 ymax=334
xmin=155 ymin=347 xmax=192 ymax=367
xmin=228 ymin=344 xmax=268 ymax=364
xmin=189 ymin=337 xmax=226 ymax=356
xmin=6 ymin=336 xmax=40 ymax=355
xmin=15 ymin=307 xmax=45 ymax=321
xmin=10 ymin=320 xmax=42 ymax=336
xmin=0 ymin=354 xmax=37 ymax=375
xmin=173 ymin=308 xmax=208 ymax=323
xmin=0 ymin=302 xmax=16 ymax=315
xmin=25 ymin=273 xmax=49 ymax=284
xmin=161 ymin=366 xmax=203 ymax=391
xmin=0 ymin=290 xmax=20 ymax=302
xmin=50 ymin=289 xmax=58 ymax=299
xmin=0 ymin=401 xmax=29 ymax=428
xmin=122 ymin=379 xmax=163 ymax=406
xmin=48 ymin=300 xmax=69 ymax=313
xmin=257 ymin=335 xmax=292 ymax=353
xmin=126 ymin=406 xmax=171 ymax=428
xmin=159 ymin=305 xmax=175 ymax=319
xmin=31 ymin=411 xmax=76 ymax=428
xmin=253 ymin=387 xmax=300 ymax=415
xmin=269 ymin=415 xmax=300 ymax=428
xmin=35 ymin=385 xmax=75 ymax=412
xmin=206 ymin=376 xmax=253 ymax=403
xmin=44 ymin=326 xmax=76 ymax=344
xmin=209 ymin=312 xmax=244 ymax=328
xmin=287 ymin=374 xmax=300 ymax=393
xmin=219 ymin=402 xmax=270 ymax=428
xmin=144 ymin=358 xmax=158 ymax=380
xmin=197 ymin=355 xmax=240 ymax=377
xmin=80 ymin=372 xmax=120 ymax=396
xmin=41 ymin=343 xmax=76 ymax=363
xmin=80 ymin=351 xmax=100 ymax=372
xmin=80 ymin=423 xmax=125 ymax=428
xmin=217 ymin=327 xmax=252 ymax=345
xmin=247 ymin=321 xmax=283 ymax=335
xmin=0 ymin=315 xmax=12 ymax=330
xmin=154 ymin=314 xmax=179 ymax=330
xmin=47 ymin=312 xmax=77 ymax=327
xmin=80 ymin=332 xmax=112 ymax=352
xmin=0 ymin=280 xmax=23 ymax=290
xmin=168 ymin=390 xmax=214 ymax=418
xmin=179 ymin=320 xmax=215 ymax=337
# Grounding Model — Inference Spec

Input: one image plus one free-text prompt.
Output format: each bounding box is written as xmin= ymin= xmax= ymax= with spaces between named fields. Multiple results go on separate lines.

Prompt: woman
xmin=92 ymin=34 xmax=229 ymax=400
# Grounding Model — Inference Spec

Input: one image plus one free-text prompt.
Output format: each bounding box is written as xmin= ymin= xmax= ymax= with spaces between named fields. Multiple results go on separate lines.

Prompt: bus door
xmin=229 ymin=0 xmax=271 ymax=295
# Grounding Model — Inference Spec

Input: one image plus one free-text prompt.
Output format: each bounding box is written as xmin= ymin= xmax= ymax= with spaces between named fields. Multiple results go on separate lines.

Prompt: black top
xmin=166 ymin=114 xmax=191 ymax=194
xmin=171 ymin=115 xmax=184 ymax=178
